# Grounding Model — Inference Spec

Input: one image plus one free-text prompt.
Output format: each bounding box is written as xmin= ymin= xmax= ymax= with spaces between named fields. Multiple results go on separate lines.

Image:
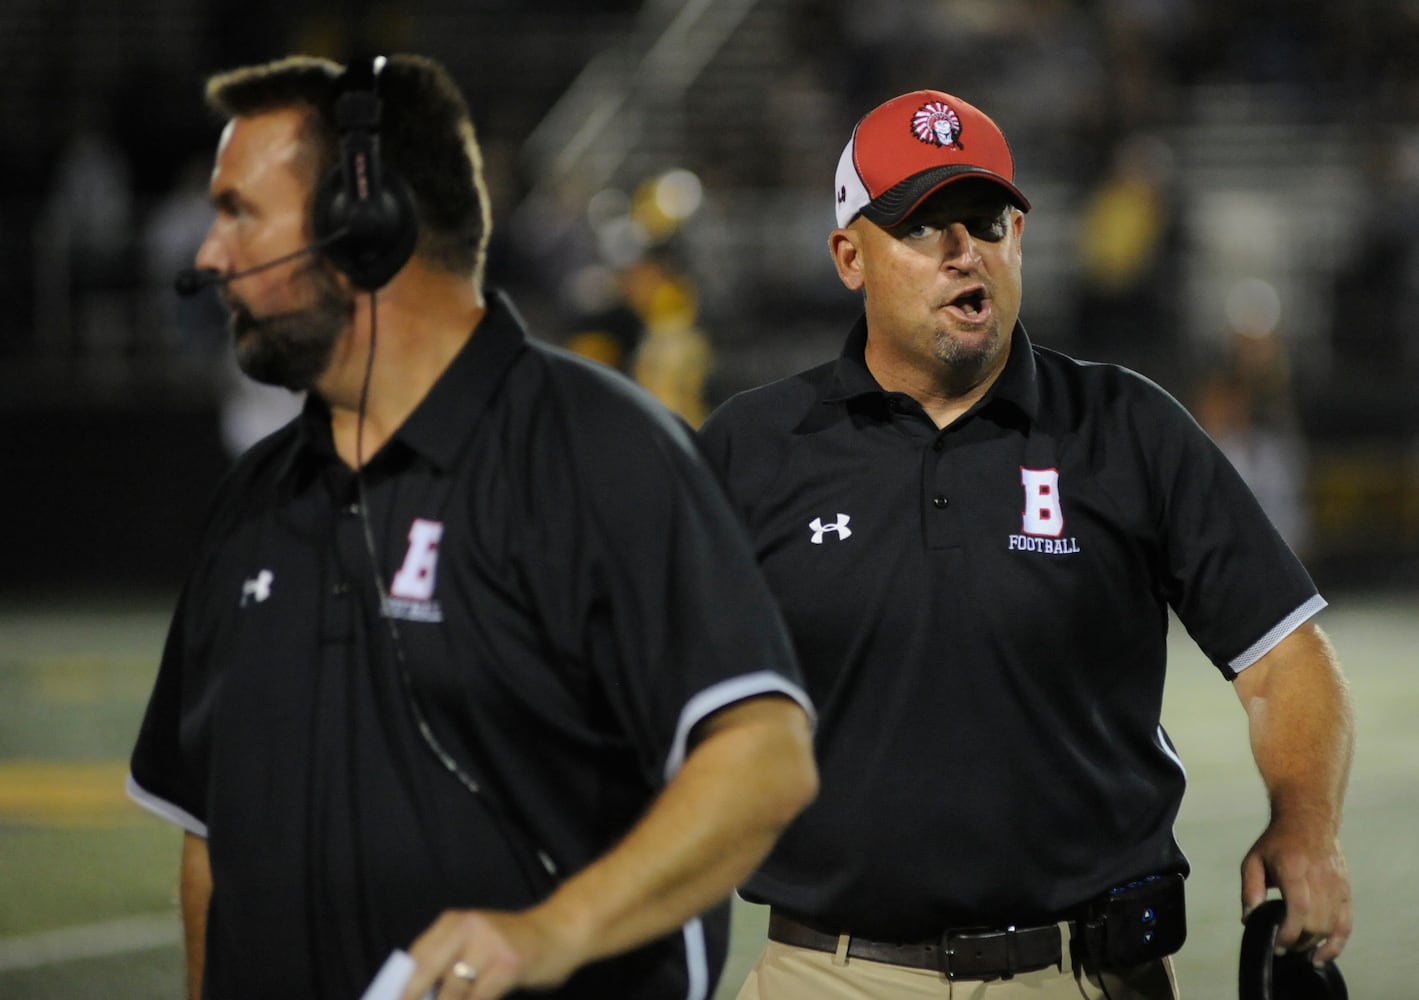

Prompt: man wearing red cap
xmin=700 ymin=90 xmax=1354 ymax=998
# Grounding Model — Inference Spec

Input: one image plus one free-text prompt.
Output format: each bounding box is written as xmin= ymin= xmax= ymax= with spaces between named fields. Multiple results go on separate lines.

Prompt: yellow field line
xmin=0 ymin=760 xmax=142 ymax=827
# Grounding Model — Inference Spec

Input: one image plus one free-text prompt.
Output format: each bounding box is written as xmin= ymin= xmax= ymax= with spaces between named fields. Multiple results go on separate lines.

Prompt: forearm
xmin=1235 ymin=623 xmax=1354 ymax=828
xmin=180 ymin=832 xmax=211 ymax=1000
xmin=400 ymin=695 xmax=816 ymax=998
xmin=530 ymin=696 xmax=816 ymax=966
xmin=1232 ymin=621 xmax=1355 ymax=957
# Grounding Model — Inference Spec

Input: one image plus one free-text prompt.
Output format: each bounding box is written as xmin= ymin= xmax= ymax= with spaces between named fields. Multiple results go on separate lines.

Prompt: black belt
xmin=768 ymin=910 xmax=1065 ymax=980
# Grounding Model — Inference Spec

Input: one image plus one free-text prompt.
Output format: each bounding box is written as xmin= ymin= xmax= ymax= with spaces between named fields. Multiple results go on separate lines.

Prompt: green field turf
xmin=2 ymin=591 xmax=1415 ymax=998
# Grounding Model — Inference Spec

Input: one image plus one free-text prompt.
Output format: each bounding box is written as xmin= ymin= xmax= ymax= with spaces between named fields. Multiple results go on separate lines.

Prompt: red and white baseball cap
xmin=834 ymin=90 xmax=1030 ymax=229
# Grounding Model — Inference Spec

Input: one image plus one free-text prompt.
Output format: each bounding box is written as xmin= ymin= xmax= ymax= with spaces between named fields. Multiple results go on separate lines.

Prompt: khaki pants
xmin=735 ymin=923 xmax=1179 ymax=1000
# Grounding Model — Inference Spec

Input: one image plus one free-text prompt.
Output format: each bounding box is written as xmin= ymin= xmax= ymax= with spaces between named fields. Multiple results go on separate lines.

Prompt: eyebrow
xmin=211 ymin=189 xmax=243 ymax=215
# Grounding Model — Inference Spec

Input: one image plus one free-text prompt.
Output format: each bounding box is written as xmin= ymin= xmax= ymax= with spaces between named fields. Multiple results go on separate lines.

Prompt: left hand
xmin=399 ymin=907 xmax=583 ymax=1000
xmin=1240 ymin=810 xmax=1352 ymax=965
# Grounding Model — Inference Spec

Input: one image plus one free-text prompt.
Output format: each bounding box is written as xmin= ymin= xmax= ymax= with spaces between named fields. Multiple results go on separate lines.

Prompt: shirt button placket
xmin=925 ymin=438 xmax=959 ymax=550
xmin=324 ymin=495 xmax=366 ymax=639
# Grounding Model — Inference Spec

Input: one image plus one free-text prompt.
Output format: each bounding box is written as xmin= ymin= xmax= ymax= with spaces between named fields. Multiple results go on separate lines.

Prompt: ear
xmin=1010 ymin=208 xmax=1026 ymax=260
xmin=829 ymin=228 xmax=865 ymax=292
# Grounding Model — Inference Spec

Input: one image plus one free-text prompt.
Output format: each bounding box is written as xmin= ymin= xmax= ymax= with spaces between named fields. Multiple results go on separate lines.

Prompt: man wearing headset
xmin=127 ymin=54 xmax=817 ymax=1000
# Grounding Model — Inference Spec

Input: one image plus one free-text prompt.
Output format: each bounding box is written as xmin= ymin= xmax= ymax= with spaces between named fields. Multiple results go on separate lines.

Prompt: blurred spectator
xmin=217 ymin=368 xmax=305 ymax=461
xmin=556 ymin=170 xmax=716 ymax=426
xmin=1070 ymin=132 xmax=1186 ymax=386
xmin=562 ymin=263 xmax=645 ymax=373
xmin=141 ymin=155 xmax=227 ymax=363
xmin=43 ymin=123 xmax=133 ymax=278
xmin=1192 ymin=279 xmax=1311 ymax=555
xmin=563 ymin=246 xmax=712 ymax=427
xmin=1329 ymin=128 xmax=1419 ymax=380
xmin=623 ymin=249 xmax=712 ymax=427
xmin=35 ymin=119 xmax=135 ymax=357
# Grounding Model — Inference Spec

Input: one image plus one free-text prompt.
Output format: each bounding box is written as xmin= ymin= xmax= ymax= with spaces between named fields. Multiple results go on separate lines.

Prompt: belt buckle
xmin=940 ymin=926 xmax=1017 ymax=981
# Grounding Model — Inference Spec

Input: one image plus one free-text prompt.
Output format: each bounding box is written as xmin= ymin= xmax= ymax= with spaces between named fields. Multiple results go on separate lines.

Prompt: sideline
xmin=0 ymin=913 xmax=179 ymax=972
xmin=0 ymin=761 xmax=136 ymax=825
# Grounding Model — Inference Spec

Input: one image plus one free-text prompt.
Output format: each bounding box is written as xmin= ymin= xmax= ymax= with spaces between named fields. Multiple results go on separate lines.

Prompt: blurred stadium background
xmin=2 ymin=0 xmax=1417 ymax=997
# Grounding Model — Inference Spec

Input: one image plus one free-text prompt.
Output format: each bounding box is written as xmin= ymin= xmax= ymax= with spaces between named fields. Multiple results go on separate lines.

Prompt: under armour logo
xmin=240 ymin=569 xmax=274 ymax=606
xmin=809 ymin=513 xmax=853 ymax=544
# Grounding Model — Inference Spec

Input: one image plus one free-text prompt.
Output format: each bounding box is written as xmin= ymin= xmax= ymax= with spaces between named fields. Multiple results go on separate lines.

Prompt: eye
xmin=965 ymin=213 xmax=1009 ymax=241
xmin=212 ymin=189 xmax=251 ymax=222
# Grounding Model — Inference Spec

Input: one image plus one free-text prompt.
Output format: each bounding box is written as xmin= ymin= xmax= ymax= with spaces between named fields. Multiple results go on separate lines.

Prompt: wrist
xmin=525 ymin=887 xmax=600 ymax=970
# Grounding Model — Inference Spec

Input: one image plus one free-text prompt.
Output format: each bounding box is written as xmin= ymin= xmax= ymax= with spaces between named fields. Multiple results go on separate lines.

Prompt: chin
xmin=936 ymin=326 xmax=999 ymax=367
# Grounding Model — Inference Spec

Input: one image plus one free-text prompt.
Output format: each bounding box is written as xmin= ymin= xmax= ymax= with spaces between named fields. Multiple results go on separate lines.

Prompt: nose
xmin=193 ymin=219 xmax=226 ymax=274
xmin=942 ymin=222 xmax=982 ymax=269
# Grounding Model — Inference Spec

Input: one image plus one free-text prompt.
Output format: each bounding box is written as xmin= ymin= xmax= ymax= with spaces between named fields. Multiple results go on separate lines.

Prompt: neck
xmin=865 ymin=348 xmax=1005 ymax=430
xmin=322 ymin=267 xmax=485 ymax=468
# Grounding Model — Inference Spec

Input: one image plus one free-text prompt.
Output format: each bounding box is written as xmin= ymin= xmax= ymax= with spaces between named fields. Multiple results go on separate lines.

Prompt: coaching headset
xmin=175 ymin=54 xmax=418 ymax=297
xmin=313 ymin=54 xmax=419 ymax=291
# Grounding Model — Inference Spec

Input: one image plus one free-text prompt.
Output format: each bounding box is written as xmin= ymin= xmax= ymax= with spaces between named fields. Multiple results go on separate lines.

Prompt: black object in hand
xmin=1239 ymin=899 xmax=1347 ymax=1000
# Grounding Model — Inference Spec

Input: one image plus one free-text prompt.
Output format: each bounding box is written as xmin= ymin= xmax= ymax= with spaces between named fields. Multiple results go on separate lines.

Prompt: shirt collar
xmin=822 ymin=313 xmax=1040 ymax=422
xmin=281 ymin=288 xmax=528 ymax=480
xmin=393 ymin=288 xmax=527 ymax=470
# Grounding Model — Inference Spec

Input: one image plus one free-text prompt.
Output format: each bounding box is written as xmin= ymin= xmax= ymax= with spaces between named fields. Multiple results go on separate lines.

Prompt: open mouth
xmin=948 ymin=288 xmax=988 ymax=319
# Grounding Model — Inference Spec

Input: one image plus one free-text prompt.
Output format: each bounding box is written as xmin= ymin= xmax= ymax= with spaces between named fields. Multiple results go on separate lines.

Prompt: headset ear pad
xmin=313 ymin=160 xmax=418 ymax=292
xmin=312 ymin=59 xmax=419 ymax=292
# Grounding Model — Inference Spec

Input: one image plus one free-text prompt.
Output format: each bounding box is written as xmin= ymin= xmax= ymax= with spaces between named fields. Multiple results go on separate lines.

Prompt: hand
xmin=399 ymin=907 xmax=583 ymax=1000
xmin=1240 ymin=811 xmax=1352 ymax=966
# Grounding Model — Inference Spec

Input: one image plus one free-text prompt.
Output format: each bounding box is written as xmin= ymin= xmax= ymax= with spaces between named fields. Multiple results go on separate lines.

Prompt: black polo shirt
xmin=699 ymin=317 xmax=1323 ymax=939
xmin=128 ymin=291 xmax=811 ymax=1000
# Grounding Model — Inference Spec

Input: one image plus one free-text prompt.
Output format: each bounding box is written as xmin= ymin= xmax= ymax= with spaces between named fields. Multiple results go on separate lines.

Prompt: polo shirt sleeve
xmin=125 ymin=434 xmax=285 ymax=839
xmin=1135 ymin=376 xmax=1323 ymax=678
xmin=127 ymin=586 xmax=210 ymax=837
xmin=537 ymin=368 xmax=812 ymax=786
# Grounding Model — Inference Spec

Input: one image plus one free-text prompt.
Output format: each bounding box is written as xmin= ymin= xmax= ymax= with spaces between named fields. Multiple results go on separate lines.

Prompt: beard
xmin=932 ymin=321 xmax=1002 ymax=391
xmin=229 ymin=263 xmax=355 ymax=391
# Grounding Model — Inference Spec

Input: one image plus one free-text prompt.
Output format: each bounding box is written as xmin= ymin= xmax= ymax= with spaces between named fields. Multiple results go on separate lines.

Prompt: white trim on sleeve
xmin=662 ymin=672 xmax=815 ymax=783
xmin=681 ymin=916 xmax=709 ymax=1000
xmin=125 ymin=772 xmax=208 ymax=838
xmin=1228 ymin=594 xmax=1328 ymax=674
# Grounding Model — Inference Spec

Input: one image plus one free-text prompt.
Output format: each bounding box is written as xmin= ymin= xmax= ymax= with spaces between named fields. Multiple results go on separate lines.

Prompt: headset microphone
xmin=173 ymin=229 xmax=350 ymax=297
xmin=173 ymin=267 xmax=223 ymax=297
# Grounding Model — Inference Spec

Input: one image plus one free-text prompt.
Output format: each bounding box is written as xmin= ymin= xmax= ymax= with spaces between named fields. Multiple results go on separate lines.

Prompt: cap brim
xmin=859 ymin=164 xmax=1030 ymax=227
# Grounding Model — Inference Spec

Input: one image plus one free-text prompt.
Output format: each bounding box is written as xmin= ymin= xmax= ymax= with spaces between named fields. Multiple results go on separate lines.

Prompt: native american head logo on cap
xmin=911 ymin=101 xmax=964 ymax=150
